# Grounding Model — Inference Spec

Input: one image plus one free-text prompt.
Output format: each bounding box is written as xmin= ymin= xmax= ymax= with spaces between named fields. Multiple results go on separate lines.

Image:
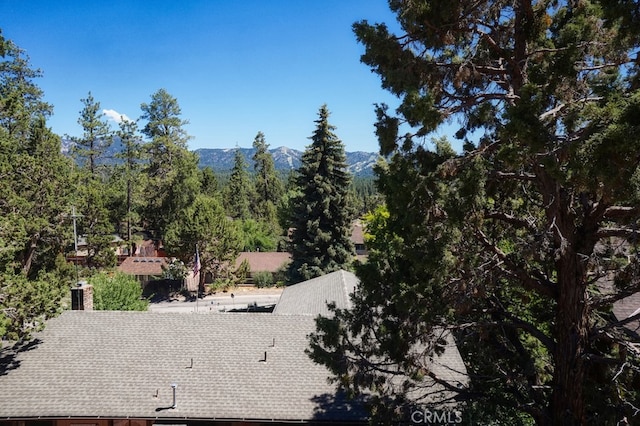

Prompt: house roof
xmin=351 ymin=221 xmax=365 ymax=245
xmin=118 ymin=256 xmax=167 ymax=276
xmin=77 ymin=234 xmax=125 ymax=247
xmin=614 ymin=292 xmax=640 ymax=334
xmin=0 ymin=270 xmax=468 ymax=423
xmin=273 ymin=269 xmax=357 ymax=316
xmin=0 ymin=311 xmax=365 ymax=422
xmin=274 ymin=270 xmax=468 ymax=405
xmin=235 ymin=251 xmax=291 ymax=273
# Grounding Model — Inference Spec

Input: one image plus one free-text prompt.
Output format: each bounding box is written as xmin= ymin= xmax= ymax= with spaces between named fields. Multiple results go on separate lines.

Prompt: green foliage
xmin=200 ymin=166 xmax=218 ymax=196
xmin=112 ymin=117 xmax=145 ymax=250
xmin=78 ymin=179 xmax=117 ymax=269
xmin=140 ymin=89 xmax=200 ymax=237
xmin=140 ymin=88 xmax=190 ymax=147
xmin=310 ymin=2 xmax=640 ymax=424
xmin=90 ymin=271 xmax=148 ymax=311
xmin=225 ymin=148 xmax=255 ymax=220
xmin=351 ymin=175 xmax=381 ymax=216
xmin=252 ymin=131 xmax=284 ymax=228
xmin=70 ymin=92 xmax=112 ymax=175
xmin=0 ymin=33 xmax=74 ymax=342
xmin=162 ymin=258 xmax=187 ymax=280
xmin=0 ymin=267 xmax=69 ymax=341
xmin=253 ymin=271 xmax=275 ymax=288
xmin=0 ymin=35 xmax=52 ymax=138
xmin=287 ymin=105 xmax=356 ymax=283
xmin=238 ymin=219 xmax=277 ymax=252
xmin=234 ymin=258 xmax=250 ymax=286
xmin=164 ymin=194 xmax=242 ymax=282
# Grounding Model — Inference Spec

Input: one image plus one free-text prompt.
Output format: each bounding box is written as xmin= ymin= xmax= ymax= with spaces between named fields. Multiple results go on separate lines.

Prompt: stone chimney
xmin=71 ymin=281 xmax=93 ymax=311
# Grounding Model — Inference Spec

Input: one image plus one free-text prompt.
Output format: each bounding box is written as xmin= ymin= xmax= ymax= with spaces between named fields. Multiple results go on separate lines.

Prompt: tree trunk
xmin=549 ymin=190 xmax=590 ymax=425
xmin=552 ymin=254 xmax=589 ymax=425
xmin=21 ymin=233 xmax=39 ymax=276
xmin=127 ymin=177 xmax=132 ymax=255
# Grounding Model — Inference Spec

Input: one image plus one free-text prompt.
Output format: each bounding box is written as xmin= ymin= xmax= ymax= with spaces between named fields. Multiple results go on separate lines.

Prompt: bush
xmin=274 ymin=265 xmax=288 ymax=284
xmin=163 ymin=258 xmax=187 ymax=280
xmin=90 ymin=271 xmax=148 ymax=311
xmin=209 ymin=278 xmax=234 ymax=292
xmin=253 ymin=271 xmax=275 ymax=288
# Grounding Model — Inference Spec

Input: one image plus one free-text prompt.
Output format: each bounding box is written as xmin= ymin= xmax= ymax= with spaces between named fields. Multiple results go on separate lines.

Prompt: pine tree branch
xmin=493 ymin=171 xmax=537 ymax=181
xmin=596 ymin=310 xmax=640 ymax=334
xmin=475 ymin=229 xmax=557 ymax=298
xmin=603 ymin=206 xmax=640 ymax=220
xmin=485 ymin=210 xmax=537 ymax=232
xmin=597 ymin=227 xmax=640 ymax=240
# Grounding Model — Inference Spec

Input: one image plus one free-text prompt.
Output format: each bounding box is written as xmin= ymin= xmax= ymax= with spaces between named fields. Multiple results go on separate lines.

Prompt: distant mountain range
xmin=62 ymin=138 xmax=379 ymax=177
xmin=196 ymin=147 xmax=379 ymax=176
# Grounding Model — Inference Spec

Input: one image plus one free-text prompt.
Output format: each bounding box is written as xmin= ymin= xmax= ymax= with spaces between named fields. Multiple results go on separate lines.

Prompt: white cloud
xmin=102 ymin=109 xmax=132 ymax=124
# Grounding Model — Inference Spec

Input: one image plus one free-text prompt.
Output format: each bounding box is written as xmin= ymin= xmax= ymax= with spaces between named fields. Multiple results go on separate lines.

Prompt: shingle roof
xmin=0 ymin=270 xmax=469 ymax=423
xmin=118 ymin=256 xmax=167 ymax=276
xmin=351 ymin=221 xmax=365 ymax=245
xmin=235 ymin=251 xmax=292 ymax=273
xmin=614 ymin=292 xmax=640 ymax=334
xmin=273 ymin=270 xmax=357 ymax=316
xmin=274 ymin=270 xmax=468 ymax=405
xmin=0 ymin=311 xmax=365 ymax=422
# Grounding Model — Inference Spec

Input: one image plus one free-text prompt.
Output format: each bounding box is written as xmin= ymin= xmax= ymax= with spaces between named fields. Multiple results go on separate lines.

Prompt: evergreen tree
xmin=351 ymin=175 xmax=381 ymax=215
xmin=139 ymin=88 xmax=200 ymax=237
xmin=252 ymin=131 xmax=284 ymax=224
xmin=0 ymin=32 xmax=52 ymax=139
xmin=113 ymin=118 xmax=145 ymax=253
xmin=0 ymin=31 xmax=74 ymax=341
xmin=288 ymin=105 xmax=355 ymax=283
xmin=224 ymin=148 xmax=254 ymax=220
xmin=200 ymin=166 xmax=218 ymax=197
xmin=164 ymin=194 xmax=242 ymax=285
xmin=309 ymin=2 xmax=640 ymax=424
xmin=81 ymin=181 xmax=117 ymax=268
xmin=71 ymin=93 xmax=116 ymax=268
xmin=70 ymin=92 xmax=112 ymax=176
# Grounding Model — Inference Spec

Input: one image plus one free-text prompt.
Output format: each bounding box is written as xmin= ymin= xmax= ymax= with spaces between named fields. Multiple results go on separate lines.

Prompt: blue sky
xmin=2 ymin=1 xmax=411 ymax=153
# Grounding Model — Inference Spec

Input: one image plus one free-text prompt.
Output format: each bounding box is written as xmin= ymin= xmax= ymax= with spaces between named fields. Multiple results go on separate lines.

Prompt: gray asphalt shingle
xmin=273 ymin=270 xmax=357 ymax=316
xmin=0 ymin=269 xmax=468 ymax=422
xmin=0 ymin=312 xmax=359 ymax=422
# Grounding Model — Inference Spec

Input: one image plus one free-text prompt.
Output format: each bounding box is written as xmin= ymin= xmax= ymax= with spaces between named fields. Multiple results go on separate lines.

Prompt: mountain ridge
xmin=61 ymin=138 xmax=379 ymax=176
xmin=196 ymin=146 xmax=379 ymax=176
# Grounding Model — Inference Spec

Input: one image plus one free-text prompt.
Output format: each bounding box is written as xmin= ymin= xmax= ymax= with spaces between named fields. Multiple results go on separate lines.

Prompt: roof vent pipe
xmin=171 ymin=383 xmax=177 ymax=409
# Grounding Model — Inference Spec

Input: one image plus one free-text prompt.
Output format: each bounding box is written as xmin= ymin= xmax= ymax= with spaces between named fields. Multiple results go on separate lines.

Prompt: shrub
xmin=253 ymin=271 xmax=274 ymax=288
xmin=90 ymin=271 xmax=148 ymax=311
xmin=210 ymin=278 xmax=234 ymax=292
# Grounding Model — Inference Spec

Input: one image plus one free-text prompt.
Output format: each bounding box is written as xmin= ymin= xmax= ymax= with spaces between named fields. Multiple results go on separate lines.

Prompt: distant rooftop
xmin=235 ymin=251 xmax=292 ymax=273
xmin=118 ymin=256 xmax=167 ymax=276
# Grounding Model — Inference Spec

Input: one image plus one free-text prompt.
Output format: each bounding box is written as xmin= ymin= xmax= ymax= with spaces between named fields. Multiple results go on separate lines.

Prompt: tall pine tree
xmin=253 ymin=132 xmax=283 ymax=205
xmin=224 ymin=148 xmax=254 ymax=220
xmin=252 ymin=131 xmax=284 ymax=232
xmin=288 ymin=105 xmax=355 ymax=283
xmin=70 ymin=92 xmax=112 ymax=176
xmin=113 ymin=118 xmax=145 ymax=254
xmin=71 ymin=92 xmax=116 ymax=268
xmin=140 ymin=88 xmax=200 ymax=237
xmin=309 ymin=1 xmax=640 ymax=424
xmin=0 ymin=32 xmax=74 ymax=341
